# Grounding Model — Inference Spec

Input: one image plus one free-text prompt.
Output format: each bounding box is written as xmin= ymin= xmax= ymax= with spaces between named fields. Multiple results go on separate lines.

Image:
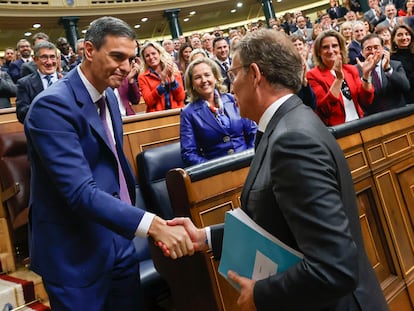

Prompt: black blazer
xmin=211 ymin=95 xmax=389 ymax=311
xmin=16 ymin=72 xmax=44 ymax=123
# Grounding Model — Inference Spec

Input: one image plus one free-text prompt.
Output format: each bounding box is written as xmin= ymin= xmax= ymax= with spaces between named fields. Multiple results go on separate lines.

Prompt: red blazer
xmin=138 ymin=69 xmax=185 ymax=112
xmin=307 ymin=64 xmax=374 ymax=126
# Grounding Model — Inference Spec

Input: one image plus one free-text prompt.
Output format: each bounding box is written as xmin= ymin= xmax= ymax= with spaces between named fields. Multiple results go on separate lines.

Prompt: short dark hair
xmin=84 ymin=16 xmax=136 ymax=50
xmin=360 ymin=33 xmax=384 ymax=49
xmin=212 ymin=36 xmax=227 ymax=48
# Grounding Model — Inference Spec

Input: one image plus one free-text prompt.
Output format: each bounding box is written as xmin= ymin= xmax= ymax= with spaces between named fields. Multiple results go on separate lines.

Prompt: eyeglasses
xmin=227 ymin=65 xmax=248 ymax=83
xmin=38 ymin=54 xmax=57 ymax=62
xmin=363 ymin=45 xmax=381 ymax=51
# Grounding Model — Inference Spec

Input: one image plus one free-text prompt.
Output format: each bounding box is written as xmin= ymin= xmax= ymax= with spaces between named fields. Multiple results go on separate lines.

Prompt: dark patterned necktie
xmin=254 ymin=131 xmax=263 ymax=151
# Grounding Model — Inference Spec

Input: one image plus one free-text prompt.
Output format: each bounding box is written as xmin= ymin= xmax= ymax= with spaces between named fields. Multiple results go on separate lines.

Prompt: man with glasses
xmin=16 ymin=41 xmax=60 ymax=123
xmin=168 ymin=29 xmax=389 ymax=311
xmin=358 ymin=33 xmax=409 ymax=115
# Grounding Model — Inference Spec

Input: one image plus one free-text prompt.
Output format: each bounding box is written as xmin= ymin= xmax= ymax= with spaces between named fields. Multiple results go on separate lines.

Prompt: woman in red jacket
xmin=307 ymin=30 xmax=378 ymax=126
xmin=138 ymin=41 xmax=185 ymax=112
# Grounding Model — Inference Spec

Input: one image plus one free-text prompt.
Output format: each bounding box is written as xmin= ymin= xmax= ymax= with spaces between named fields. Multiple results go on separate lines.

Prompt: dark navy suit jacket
xmin=180 ymin=93 xmax=256 ymax=166
xmin=25 ymin=69 xmax=144 ymax=287
xmin=211 ymin=96 xmax=388 ymax=311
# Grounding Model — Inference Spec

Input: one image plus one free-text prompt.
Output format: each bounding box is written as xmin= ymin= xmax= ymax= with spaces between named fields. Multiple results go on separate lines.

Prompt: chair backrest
xmin=136 ymin=142 xmax=184 ymax=219
xmin=0 ymin=131 xmax=31 ymax=266
xmin=0 ymin=132 xmax=30 ymax=230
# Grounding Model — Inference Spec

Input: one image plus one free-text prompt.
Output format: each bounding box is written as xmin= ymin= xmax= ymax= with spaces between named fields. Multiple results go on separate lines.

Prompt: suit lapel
xmin=241 ymin=96 xmax=302 ymax=206
xmin=67 ymin=70 xmax=111 ymax=151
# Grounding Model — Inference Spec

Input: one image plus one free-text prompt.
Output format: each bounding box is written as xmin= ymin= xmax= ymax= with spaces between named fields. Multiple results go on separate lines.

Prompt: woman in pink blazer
xmin=307 ymin=30 xmax=378 ymax=126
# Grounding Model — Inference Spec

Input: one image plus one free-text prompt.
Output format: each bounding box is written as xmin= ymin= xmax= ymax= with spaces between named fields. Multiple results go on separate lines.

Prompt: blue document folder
xmin=218 ymin=208 xmax=303 ymax=290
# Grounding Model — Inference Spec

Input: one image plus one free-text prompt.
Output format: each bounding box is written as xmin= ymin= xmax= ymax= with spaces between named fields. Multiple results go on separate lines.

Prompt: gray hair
xmin=34 ymin=41 xmax=57 ymax=56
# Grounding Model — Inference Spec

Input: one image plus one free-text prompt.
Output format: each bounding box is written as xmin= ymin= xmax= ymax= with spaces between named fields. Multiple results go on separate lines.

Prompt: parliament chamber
xmin=0 ymin=102 xmax=413 ymax=310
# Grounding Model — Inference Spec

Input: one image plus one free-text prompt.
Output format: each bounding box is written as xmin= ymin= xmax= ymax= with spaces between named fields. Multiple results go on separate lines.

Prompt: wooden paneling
xmin=122 ymin=109 xmax=180 ymax=177
xmin=0 ymin=108 xmax=22 ymax=134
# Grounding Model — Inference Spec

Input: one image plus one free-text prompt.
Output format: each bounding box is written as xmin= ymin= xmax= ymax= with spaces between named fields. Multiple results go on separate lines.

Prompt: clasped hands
xmin=153 ymin=217 xmax=257 ymax=311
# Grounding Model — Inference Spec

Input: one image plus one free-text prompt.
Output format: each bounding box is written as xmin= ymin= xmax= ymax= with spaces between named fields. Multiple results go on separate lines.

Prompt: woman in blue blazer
xmin=180 ymin=57 xmax=257 ymax=166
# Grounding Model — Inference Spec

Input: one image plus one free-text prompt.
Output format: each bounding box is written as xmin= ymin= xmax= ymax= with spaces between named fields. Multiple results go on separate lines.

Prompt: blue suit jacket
xmin=180 ymin=93 xmax=257 ymax=166
xmin=8 ymin=58 xmax=25 ymax=83
xmin=25 ymin=69 xmax=144 ymax=287
xmin=16 ymin=72 xmax=44 ymax=123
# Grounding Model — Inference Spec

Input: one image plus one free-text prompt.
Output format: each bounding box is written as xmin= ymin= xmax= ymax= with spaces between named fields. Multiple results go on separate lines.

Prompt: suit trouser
xmin=43 ymin=234 xmax=142 ymax=311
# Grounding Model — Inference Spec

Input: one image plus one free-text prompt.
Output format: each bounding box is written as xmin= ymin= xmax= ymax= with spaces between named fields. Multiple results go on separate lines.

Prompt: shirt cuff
xmin=205 ymin=226 xmax=212 ymax=250
xmin=170 ymin=80 xmax=179 ymax=90
xmin=157 ymin=84 xmax=166 ymax=95
xmin=135 ymin=211 xmax=156 ymax=237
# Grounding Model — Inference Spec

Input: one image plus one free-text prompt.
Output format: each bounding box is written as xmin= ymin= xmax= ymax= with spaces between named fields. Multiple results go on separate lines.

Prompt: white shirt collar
xmin=258 ymin=94 xmax=294 ymax=132
xmin=76 ymin=65 xmax=104 ymax=103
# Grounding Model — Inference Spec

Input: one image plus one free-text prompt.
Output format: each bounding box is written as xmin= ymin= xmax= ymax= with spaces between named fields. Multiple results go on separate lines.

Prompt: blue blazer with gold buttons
xmin=180 ymin=93 xmax=257 ymax=166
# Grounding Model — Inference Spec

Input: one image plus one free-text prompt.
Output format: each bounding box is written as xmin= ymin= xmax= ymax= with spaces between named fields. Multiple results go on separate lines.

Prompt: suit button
xmin=113 ymin=192 xmax=120 ymax=199
xmin=227 ymin=149 xmax=235 ymax=155
xmin=223 ymin=136 xmax=230 ymax=143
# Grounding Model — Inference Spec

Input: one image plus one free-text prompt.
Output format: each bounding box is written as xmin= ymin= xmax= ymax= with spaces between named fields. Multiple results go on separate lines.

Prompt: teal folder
xmin=218 ymin=208 xmax=303 ymax=290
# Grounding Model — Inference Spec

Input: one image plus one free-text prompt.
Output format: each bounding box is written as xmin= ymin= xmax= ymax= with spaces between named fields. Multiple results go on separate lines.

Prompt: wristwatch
xmin=361 ymin=76 xmax=372 ymax=83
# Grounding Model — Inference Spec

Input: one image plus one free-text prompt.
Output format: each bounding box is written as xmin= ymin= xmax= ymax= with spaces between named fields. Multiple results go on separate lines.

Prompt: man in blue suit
xmin=24 ymin=16 xmax=193 ymax=311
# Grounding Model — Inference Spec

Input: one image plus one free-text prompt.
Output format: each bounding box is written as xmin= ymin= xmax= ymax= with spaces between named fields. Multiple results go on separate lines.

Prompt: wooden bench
xmin=156 ymin=105 xmax=414 ymax=311
xmin=0 ymin=107 xmax=181 ymax=179
xmin=0 ymin=108 xmax=22 ymax=134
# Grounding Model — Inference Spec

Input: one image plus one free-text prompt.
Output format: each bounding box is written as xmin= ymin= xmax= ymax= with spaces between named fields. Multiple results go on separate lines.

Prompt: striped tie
xmin=44 ymin=75 xmax=53 ymax=87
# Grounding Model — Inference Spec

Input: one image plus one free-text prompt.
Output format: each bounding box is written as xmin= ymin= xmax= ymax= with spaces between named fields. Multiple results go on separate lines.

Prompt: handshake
xmin=148 ymin=216 xmax=208 ymax=259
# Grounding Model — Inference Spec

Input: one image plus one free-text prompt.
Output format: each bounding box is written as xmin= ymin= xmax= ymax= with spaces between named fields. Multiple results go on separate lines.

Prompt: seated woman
xmin=138 ymin=41 xmax=185 ymax=112
xmin=307 ymin=30 xmax=377 ymax=126
xmin=180 ymin=58 xmax=257 ymax=166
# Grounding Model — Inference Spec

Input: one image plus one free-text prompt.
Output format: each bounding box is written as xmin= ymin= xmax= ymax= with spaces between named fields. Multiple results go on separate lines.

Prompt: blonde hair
xmin=140 ymin=41 xmax=173 ymax=72
xmin=184 ymin=58 xmax=227 ymax=102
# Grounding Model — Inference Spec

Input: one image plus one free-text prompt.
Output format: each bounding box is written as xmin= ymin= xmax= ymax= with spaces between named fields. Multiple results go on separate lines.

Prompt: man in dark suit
xmin=20 ymin=32 xmax=50 ymax=78
xmin=359 ymin=34 xmax=410 ymax=115
xmin=169 ymin=29 xmax=389 ymax=311
xmin=24 ymin=16 xmax=193 ymax=310
xmin=7 ymin=39 xmax=32 ymax=83
xmin=16 ymin=41 xmax=60 ymax=123
xmin=213 ymin=36 xmax=232 ymax=91
xmin=364 ymin=0 xmax=386 ymax=28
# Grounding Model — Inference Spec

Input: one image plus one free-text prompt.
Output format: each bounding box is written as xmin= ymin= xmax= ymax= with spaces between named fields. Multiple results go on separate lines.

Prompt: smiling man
xmin=169 ymin=29 xmax=389 ymax=311
xmin=24 ymin=16 xmax=193 ymax=311
xmin=16 ymin=41 xmax=60 ymax=123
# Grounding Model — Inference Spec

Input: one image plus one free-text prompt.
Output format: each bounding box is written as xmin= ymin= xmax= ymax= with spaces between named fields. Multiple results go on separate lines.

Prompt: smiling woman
xmin=138 ymin=41 xmax=185 ymax=112
xmin=307 ymin=30 xmax=377 ymax=126
xmin=180 ymin=57 xmax=257 ymax=166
